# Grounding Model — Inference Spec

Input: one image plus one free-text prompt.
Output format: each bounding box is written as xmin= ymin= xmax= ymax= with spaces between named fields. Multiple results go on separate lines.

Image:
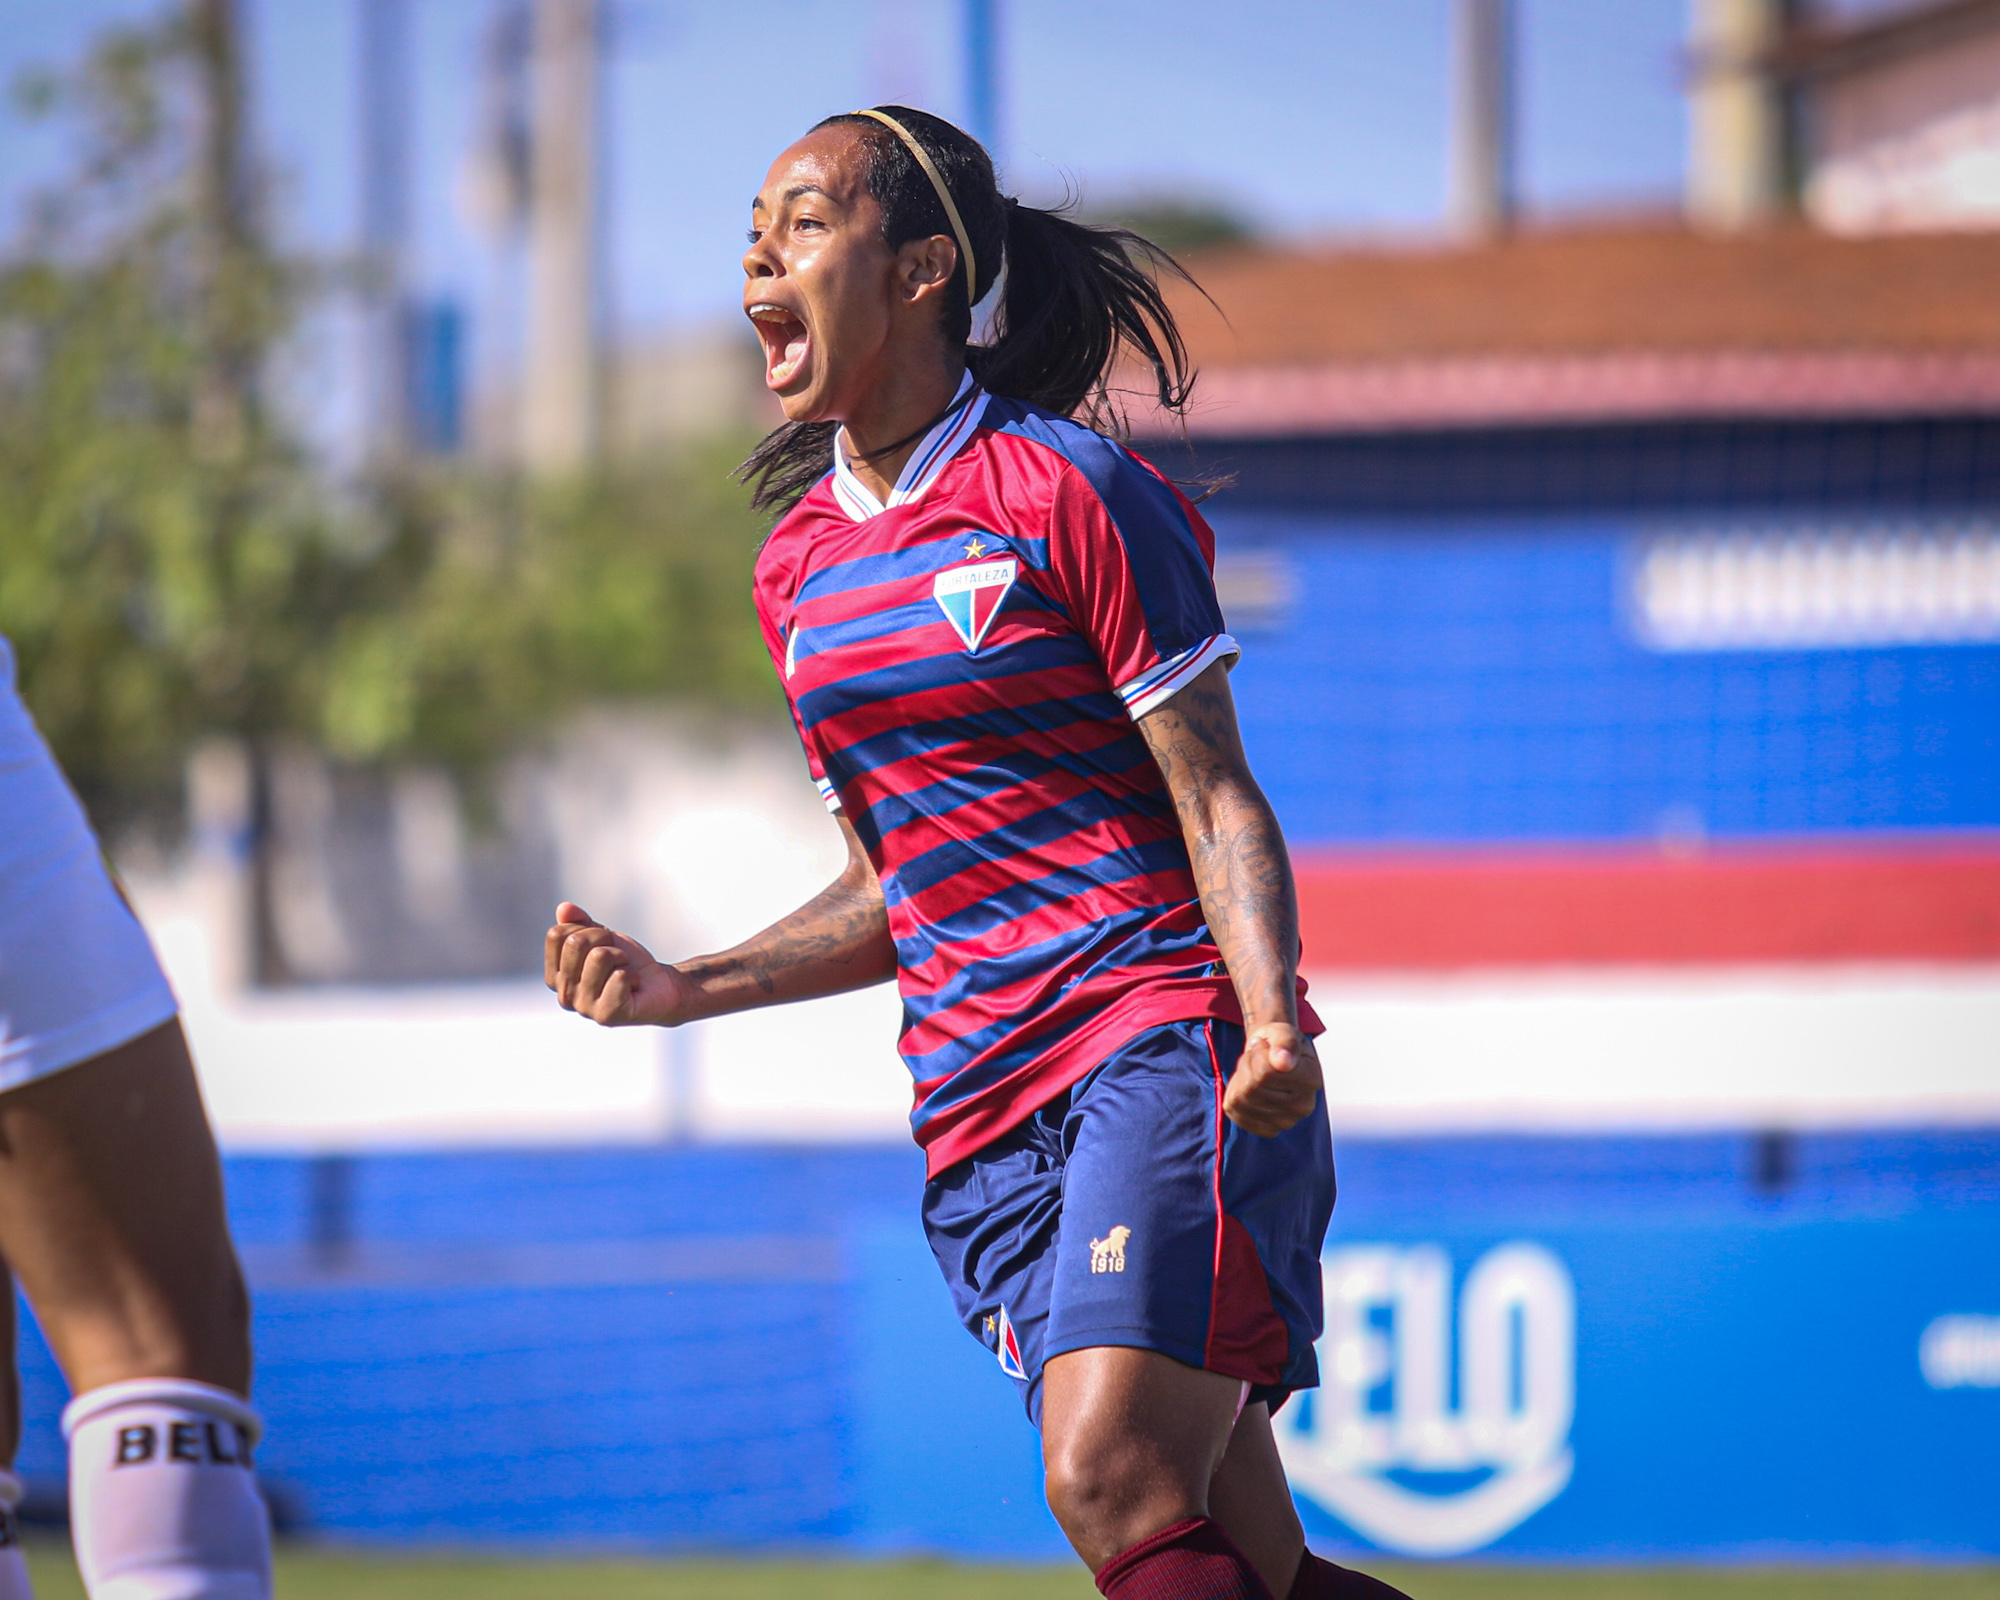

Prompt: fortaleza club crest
xmin=933 ymin=545 xmax=1018 ymax=654
xmin=990 ymin=1304 xmax=1028 ymax=1380
xmin=1273 ymin=1242 xmax=1577 ymax=1558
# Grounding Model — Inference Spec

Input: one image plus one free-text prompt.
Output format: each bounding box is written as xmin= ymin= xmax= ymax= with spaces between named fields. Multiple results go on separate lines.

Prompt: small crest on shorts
xmin=1090 ymin=1226 xmax=1132 ymax=1275
xmin=995 ymin=1304 xmax=1028 ymax=1380
xmin=934 ymin=556 xmax=1018 ymax=654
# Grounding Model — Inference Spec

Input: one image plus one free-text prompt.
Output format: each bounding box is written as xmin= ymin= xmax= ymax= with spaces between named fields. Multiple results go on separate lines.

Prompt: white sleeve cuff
xmin=1115 ymin=634 xmax=1241 ymax=720
xmin=815 ymin=776 xmax=843 ymax=815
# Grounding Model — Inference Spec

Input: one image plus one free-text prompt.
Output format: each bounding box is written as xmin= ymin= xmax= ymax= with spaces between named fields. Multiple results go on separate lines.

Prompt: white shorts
xmin=0 ymin=637 xmax=178 ymax=1091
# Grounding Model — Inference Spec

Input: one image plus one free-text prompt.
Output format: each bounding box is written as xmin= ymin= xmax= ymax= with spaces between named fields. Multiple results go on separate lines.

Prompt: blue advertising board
xmin=11 ymin=1136 xmax=1996 ymax=1558
xmin=845 ymin=1192 xmax=2000 ymax=1562
xmin=1275 ymin=1214 xmax=2000 ymax=1560
xmin=1205 ymin=510 xmax=2000 ymax=847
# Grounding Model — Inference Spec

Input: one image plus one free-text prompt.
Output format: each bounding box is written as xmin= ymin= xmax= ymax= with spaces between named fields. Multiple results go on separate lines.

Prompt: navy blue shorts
xmin=921 ymin=1017 xmax=1334 ymax=1427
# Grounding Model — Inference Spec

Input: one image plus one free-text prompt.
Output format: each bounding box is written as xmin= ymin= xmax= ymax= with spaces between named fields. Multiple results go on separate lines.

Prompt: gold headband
xmin=850 ymin=108 xmax=979 ymax=302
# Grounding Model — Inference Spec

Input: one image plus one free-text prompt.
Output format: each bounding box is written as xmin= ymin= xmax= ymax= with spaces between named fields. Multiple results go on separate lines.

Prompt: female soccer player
xmin=548 ymin=107 xmax=1409 ymax=1600
xmin=0 ymin=635 xmax=270 ymax=1599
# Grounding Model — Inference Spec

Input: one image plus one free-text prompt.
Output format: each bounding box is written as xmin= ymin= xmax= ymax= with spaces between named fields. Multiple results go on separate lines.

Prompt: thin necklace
xmin=843 ymin=381 xmax=977 ymax=467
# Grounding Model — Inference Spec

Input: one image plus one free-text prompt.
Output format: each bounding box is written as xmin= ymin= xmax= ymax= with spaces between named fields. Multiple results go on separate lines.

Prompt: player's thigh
xmin=1046 ymin=1020 xmax=1237 ymax=1376
xmin=1038 ymin=1345 xmax=1244 ymax=1571
xmin=1040 ymin=1343 xmax=1242 ymax=1497
xmin=0 ymin=1020 xmax=249 ymax=1396
xmin=0 ymin=651 xmax=245 ymax=1392
xmin=921 ymin=1114 xmax=1065 ymax=1411
xmin=1034 ymin=1020 xmax=1251 ymax=1524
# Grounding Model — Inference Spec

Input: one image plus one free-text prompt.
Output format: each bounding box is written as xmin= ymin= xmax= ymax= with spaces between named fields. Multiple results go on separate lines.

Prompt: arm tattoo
xmin=675 ymin=824 xmax=895 ymax=1010
xmin=1138 ymin=665 xmax=1300 ymax=1029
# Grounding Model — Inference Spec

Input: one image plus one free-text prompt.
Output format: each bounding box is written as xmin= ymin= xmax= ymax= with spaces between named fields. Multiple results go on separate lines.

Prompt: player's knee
xmin=64 ymin=1378 xmax=272 ymax=1600
xmin=1043 ymin=1432 xmax=1194 ymax=1549
xmin=1041 ymin=1439 xmax=1095 ymax=1531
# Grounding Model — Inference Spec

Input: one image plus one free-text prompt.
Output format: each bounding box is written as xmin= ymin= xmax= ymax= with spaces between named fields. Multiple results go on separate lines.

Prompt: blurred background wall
xmin=0 ymin=0 xmax=1996 ymax=1566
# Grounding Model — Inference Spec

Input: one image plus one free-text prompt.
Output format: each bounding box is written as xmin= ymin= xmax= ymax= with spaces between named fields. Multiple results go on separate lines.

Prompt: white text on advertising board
xmin=1274 ymin=1242 xmax=1576 ymax=1557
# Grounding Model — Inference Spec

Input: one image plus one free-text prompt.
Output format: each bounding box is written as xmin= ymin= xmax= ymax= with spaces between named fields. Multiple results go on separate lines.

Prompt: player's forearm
xmin=1139 ymin=663 xmax=1301 ymax=1031
xmin=1183 ymin=788 xmax=1302 ymax=1030
xmin=668 ymin=862 xmax=895 ymax=1020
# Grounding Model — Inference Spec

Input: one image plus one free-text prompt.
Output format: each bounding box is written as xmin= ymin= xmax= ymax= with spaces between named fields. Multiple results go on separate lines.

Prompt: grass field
xmin=18 ymin=1543 xmax=2000 ymax=1599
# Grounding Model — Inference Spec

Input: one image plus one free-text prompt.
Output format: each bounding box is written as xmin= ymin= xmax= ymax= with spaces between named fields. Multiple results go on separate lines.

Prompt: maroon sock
xmin=1285 ymin=1549 xmax=1416 ymax=1600
xmin=1094 ymin=1517 xmax=1276 ymax=1600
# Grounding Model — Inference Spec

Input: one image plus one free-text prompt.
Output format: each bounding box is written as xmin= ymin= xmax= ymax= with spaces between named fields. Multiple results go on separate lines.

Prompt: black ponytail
xmin=739 ymin=107 xmax=1204 ymax=514
xmin=976 ymin=201 xmax=1195 ymax=427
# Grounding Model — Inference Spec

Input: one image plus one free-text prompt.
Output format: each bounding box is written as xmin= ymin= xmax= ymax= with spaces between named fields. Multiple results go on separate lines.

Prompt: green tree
xmin=0 ymin=0 xmax=381 ymax=979
xmin=1087 ymin=195 xmax=1256 ymax=258
xmin=0 ymin=2 xmax=775 ymax=981
xmin=0 ymin=1 xmax=328 ymax=837
xmin=315 ymin=454 xmax=778 ymax=777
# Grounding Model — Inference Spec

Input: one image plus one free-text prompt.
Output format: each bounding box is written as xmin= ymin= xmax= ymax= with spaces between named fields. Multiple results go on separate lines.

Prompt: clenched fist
xmin=544 ymin=902 xmax=694 ymax=1027
xmin=1223 ymin=1023 xmax=1322 ymax=1136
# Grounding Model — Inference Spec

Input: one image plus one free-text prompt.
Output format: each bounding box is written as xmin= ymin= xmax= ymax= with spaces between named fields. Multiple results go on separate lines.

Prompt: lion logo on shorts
xmin=1089 ymin=1226 xmax=1131 ymax=1274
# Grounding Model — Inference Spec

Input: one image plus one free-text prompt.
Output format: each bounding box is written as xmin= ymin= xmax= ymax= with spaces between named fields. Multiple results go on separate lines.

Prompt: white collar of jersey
xmin=830 ymin=373 xmax=989 ymax=522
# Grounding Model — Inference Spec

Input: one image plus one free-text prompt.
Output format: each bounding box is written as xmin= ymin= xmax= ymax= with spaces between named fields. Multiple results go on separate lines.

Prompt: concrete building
xmin=1690 ymin=0 xmax=2000 ymax=233
xmin=1791 ymin=0 xmax=2000 ymax=233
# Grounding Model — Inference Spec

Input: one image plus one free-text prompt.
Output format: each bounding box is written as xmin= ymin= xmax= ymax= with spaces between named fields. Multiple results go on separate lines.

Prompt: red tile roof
xmin=1131 ymin=224 xmax=2000 ymax=435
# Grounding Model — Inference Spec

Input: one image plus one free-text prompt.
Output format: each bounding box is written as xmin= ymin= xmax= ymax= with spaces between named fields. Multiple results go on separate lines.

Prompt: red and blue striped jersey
xmin=754 ymin=382 xmax=1321 ymax=1174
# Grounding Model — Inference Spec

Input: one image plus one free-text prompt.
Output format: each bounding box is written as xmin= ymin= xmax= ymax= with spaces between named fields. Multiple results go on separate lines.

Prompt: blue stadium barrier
xmin=1211 ymin=511 xmax=2000 ymax=845
xmin=12 ymin=1132 xmax=1998 ymax=1559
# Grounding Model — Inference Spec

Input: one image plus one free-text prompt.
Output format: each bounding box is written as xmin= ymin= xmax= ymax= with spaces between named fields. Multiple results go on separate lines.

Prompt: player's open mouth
xmin=748 ymin=302 xmax=811 ymax=390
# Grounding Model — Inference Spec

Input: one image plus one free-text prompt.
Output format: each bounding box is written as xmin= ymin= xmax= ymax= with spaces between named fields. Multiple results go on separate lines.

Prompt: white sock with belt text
xmin=62 ymin=1380 xmax=271 ymax=1600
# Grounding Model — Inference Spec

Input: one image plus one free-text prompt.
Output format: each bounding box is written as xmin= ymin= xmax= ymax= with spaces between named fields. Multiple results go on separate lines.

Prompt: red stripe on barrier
xmin=1293 ymin=838 xmax=2000 ymax=969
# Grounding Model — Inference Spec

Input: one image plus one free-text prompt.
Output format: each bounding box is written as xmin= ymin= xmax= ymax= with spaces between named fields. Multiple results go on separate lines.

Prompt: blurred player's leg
xmin=0 ymin=1273 xmax=35 ymax=1599
xmin=0 ymin=641 xmax=270 ymax=1597
xmin=0 ymin=1023 xmax=267 ymax=1599
xmin=0 ymin=1473 xmax=28 ymax=1600
xmin=0 ymin=1023 xmax=248 ymax=1397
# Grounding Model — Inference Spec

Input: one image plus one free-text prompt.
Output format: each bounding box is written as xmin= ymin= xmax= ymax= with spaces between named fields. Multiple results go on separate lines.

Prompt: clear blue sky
xmin=0 ymin=1 xmax=1909 ymax=392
